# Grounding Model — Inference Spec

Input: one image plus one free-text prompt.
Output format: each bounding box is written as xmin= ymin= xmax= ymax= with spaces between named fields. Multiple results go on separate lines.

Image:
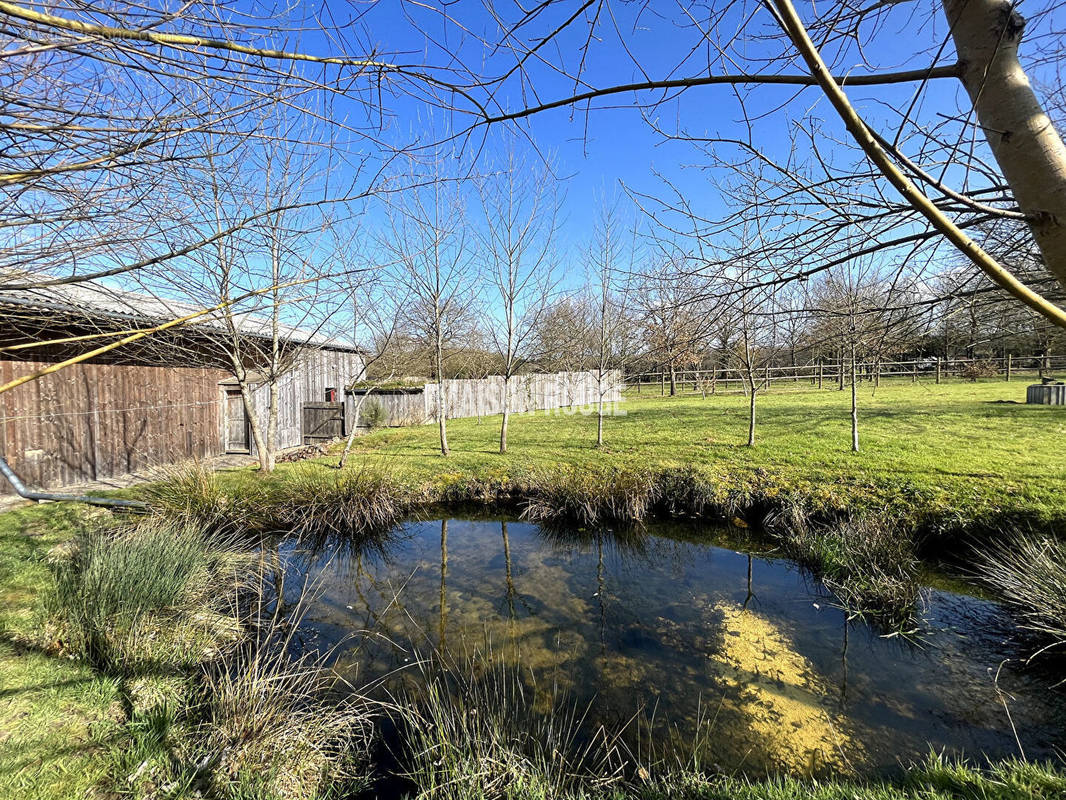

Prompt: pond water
xmin=279 ymin=516 xmax=1066 ymax=777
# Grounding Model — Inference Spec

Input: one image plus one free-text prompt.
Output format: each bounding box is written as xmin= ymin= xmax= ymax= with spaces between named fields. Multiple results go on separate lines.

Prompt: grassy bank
xmin=2 ymin=500 xmax=1066 ymax=799
xmin=290 ymin=379 xmax=1066 ymax=535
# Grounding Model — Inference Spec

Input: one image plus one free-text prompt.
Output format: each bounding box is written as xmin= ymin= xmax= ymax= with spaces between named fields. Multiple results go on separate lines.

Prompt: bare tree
xmin=476 ymin=148 xmax=560 ymax=452
xmin=586 ymin=203 xmax=632 ymax=447
xmin=383 ymin=162 xmax=477 ymax=456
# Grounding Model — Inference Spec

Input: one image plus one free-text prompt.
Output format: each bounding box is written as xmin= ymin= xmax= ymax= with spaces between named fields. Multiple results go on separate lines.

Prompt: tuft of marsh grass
xmin=396 ymin=651 xmax=631 ymax=800
xmin=976 ymin=533 xmax=1066 ymax=649
xmin=523 ymin=467 xmax=659 ymax=526
xmin=188 ymin=583 xmax=380 ymax=800
xmin=143 ymin=461 xmax=265 ymax=535
xmin=44 ymin=517 xmax=252 ymax=672
xmin=274 ymin=465 xmax=410 ymax=538
xmin=771 ymin=512 xmax=920 ymax=625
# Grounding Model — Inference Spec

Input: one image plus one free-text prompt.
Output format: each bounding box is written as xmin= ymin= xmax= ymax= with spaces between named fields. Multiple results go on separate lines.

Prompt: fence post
xmin=935 ymin=358 xmax=941 ymax=384
xmin=912 ymin=360 xmax=918 ymax=383
xmin=1006 ymin=354 xmax=1012 ymax=382
xmin=661 ymin=372 xmax=665 ymax=396
xmin=817 ymin=359 xmax=823 ymax=389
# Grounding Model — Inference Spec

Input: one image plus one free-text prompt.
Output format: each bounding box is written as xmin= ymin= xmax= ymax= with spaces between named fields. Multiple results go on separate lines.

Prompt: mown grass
xmin=279 ymin=378 xmax=1066 ymax=535
xmin=3 ymin=377 xmax=1066 ymax=799
xmin=0 ymin=504 xmax=124 ymax=800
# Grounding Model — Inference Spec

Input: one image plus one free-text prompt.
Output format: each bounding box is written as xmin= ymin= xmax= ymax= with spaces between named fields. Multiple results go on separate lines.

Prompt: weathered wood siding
xmin=354 ymin=370 xmax=623 ymax=427
xmin=0 ymin=359 xmax=227 ymax=492
xmin=250 ymin=349 xmax=364 ymax=451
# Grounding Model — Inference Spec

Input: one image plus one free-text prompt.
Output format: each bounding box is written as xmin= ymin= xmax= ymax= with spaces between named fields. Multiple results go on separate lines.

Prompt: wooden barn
xmin=0 ymin=279 xmax=364 ymax=493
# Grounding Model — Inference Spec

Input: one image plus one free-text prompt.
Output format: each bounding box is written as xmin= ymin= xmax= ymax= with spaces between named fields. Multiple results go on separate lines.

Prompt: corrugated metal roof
xmin=0 ymin=274 xmax=362 ymax=353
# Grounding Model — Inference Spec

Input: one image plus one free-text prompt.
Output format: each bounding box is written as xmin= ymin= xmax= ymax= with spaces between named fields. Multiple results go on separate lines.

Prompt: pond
xmin=279 ymin=516 xmax=1066 ymax=778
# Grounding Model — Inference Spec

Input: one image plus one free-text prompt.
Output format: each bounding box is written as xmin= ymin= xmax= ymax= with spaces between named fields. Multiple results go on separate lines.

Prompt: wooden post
xmin=661 ymin=372 xmax=665 ymax=396
xmin=912 ymin=360 xmax=918 ymax=383
xmin=817 ymin=359 xmax=823 ymax=389
xmin=1006 ymin=354 xmax=1012 ymax=382
xmin=637 ymin=376 xmax=641 ymax=394
xmin=936 ymin=357 xmax=942 ymax=384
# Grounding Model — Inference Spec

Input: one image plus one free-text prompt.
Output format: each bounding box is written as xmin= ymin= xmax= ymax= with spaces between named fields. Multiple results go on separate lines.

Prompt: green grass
xmin=0 ymin=504 xmax=124 ymax=800
xmin=267 ymin=378 xmax=1066 ymax=535
xmin=3 ymin=377 xmax=1066 ymax=799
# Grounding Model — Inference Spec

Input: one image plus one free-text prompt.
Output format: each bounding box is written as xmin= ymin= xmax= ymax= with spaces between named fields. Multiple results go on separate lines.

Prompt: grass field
xmin=2 ymin=376 xmax=1066 ymax=799
xmin=294 ymin=377 xmax=1066 ymax=534
xmin=0 ymin=505 xmax=123 ymax=800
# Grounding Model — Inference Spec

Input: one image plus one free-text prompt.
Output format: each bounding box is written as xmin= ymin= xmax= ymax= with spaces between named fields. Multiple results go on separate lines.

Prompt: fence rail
xmin=626 ymin=355 xmax=1066 ymax=394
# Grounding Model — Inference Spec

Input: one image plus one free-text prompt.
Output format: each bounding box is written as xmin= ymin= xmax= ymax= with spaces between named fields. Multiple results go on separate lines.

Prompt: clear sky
xmin=302 ymin=0 xmax=1045 ymax=280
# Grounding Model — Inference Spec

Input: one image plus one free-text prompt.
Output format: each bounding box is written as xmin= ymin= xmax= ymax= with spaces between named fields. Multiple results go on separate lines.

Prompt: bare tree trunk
xmin=263 ymin=380 xmax=278 ymax=471
xmin=338 ymin=391 xmax=372 ymax=469
xmin=747 ymin=383 xmax=757 ymax=446
xmin=436 ymin=334 xmax=449 ymax=456
xmin=596 ymin=372 xmax=605 ymax=446
xmin=237 ymin=380 xmax=269 ymax=468
xmin=850 ymin=345 xmax=859 ymax=453
xmin=499 ymin=374 xmax=510 ymax=453
xmin=943 ymin=0 xmax=1066 ymax=288
xmin=669 ymin=364 xmax=677 ymax=396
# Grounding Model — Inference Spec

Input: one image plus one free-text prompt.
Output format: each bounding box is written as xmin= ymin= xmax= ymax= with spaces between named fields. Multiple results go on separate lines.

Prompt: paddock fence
xmin=627 ymin=355 xmax=1066 ymax=394
xmin=350 ymin=370 xmax=624 ymax=428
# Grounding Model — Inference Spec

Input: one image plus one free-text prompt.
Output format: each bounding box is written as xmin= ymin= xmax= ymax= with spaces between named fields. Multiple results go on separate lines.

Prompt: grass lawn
xmin=0 ymin=505 xmax=123 ymax=800
xmin=293 ymin=377 xmax=1066 ymax=533
xmin=1 ymin=376 xmax=1065 ymax=800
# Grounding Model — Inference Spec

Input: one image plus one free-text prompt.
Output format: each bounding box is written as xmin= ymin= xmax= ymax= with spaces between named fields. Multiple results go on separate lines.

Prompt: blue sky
xmin=313 ymin=0 xmax=1016 ymax=278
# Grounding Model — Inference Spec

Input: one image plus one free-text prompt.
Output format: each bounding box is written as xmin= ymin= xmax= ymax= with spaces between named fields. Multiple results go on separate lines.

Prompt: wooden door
xmin=302 ymin=402 xmax=345 ymax=444
xmin=225 ymin=391 xmax=250 ymax=453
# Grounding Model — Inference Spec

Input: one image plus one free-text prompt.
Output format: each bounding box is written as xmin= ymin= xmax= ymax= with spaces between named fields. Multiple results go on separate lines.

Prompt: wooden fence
xmin=627 ymin=355 xmax=1066 ymax=394
xmin=351 ymin=370 xmax=624 ymax=427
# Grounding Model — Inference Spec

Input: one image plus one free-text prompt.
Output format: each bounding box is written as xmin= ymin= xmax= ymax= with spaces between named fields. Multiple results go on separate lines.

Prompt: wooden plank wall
xmin=250 ymin=349 xmax=365 ymax=451
xmin=359 ymin=370 xmax=623 ymax=427
xmin=0 ymin=360 xmax=227 ymax=492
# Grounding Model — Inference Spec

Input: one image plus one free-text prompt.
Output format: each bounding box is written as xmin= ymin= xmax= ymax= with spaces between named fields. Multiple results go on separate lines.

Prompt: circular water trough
xmin=1026 ymin=381 xmax=1066 ymax=404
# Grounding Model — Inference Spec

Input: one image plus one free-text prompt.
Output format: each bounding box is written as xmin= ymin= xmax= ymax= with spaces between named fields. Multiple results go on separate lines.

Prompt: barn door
xmin=302 ymin=402 xmax=345 ymax=444
xmin=224 ymin=391 xmax=250 ymax=453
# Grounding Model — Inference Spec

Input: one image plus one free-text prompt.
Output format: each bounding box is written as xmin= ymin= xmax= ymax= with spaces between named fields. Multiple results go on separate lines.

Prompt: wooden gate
xmin=224 ymin=390 xmax=250 ymax=453
xmin=302 ymin=402 xmax=345 ymax=444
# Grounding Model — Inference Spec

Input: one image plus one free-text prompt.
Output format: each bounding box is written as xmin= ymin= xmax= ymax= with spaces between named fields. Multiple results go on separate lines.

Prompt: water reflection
xmin=280 ymin=517 xmax=1066 ymax=777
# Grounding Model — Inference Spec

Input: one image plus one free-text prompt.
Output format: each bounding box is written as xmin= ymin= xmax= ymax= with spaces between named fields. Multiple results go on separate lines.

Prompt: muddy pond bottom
xmin=282 ymin=517 xmax=1065 ymax=777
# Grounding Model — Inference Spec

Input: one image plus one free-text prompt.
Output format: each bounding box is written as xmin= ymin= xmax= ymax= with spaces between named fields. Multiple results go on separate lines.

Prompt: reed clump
xmin=143 ymin=461 xmax=266 ymax=534
xmin=192 ymin=634 xmax=377 ymax=800
xmin=523 ymin=466 xmax=660 ymax=525
xmin=396 ymin=652 xmax=630 ymax=800
xmin=772 ymin=512 xmax=920 ymax=624
xmin=976 ymin=533 xmax=1066 ymax=648
xmin=44 ymin=517 xmax=252 ymax=672
xmin=272 ymin=465 xmax=410 ymax=538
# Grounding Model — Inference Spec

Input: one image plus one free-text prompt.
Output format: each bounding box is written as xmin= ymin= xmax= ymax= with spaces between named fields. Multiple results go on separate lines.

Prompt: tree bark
xmin=499 ymin=374 xmax=510 ymax=453
xmin=943 ymin=0 xmax=1066 ymax=289
xmin=435 ymin=335 xmax=449 ymax=456
xmin=850 ymin=345 xmax=859 ymax=453
xmin=747 ymin=385 xmax=757 ymax=446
